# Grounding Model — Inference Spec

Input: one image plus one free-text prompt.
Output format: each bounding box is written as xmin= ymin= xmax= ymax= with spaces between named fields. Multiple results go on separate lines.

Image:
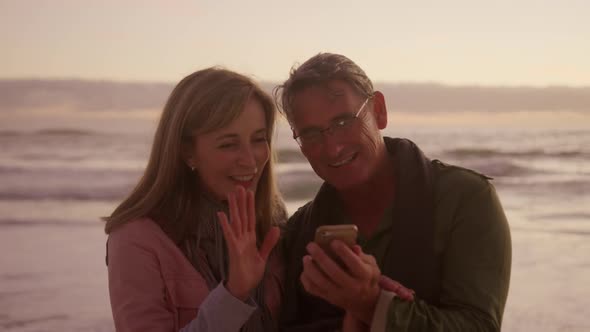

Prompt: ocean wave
xmin=0 ymin=128 xmax=100 ymax=137
xmin=277 ymin=169 xmax=323 ymax=200
xmin=0 ymin=130 xmax=21 ymax=137
xmin=0 ymin=165 xmax=26 ymax=174
xmin=0 ymin=219 xmax=100 ymax=227
xmin=0 ymin=167 xmax=139 ymax=200
xmin=0 ymin=315 xmax=69 ymax=330
xmin=495 ymin=177 xmax=590 ymax=195
xmin=0 ymin=164 xmax=143 ymax=177
xmin=0 ymin=168 xmax=322 ymax=202
xmin=276 ymin=149 xmax=307 ymax=163
xmin=444 ymin=147 xmax=587 ymax=159
xmin=0 ymin=155 xmax=584 ymax=202
xmin=510 ymin=226 xmax=590 ymax=236
xmin=0 ymin=187 xmax=130 ymax=201
xmin=444 ymin=159 xmax=543 ymax=177
xmin=34 ymin=128 xmax=98 ymax=136
xmin=530 ymin=212 xmax=590 ymax=222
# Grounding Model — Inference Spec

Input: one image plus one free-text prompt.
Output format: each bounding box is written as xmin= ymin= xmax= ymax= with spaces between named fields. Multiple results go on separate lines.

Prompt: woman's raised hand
xmin=217 ymin=186 xmax=280 ymax=301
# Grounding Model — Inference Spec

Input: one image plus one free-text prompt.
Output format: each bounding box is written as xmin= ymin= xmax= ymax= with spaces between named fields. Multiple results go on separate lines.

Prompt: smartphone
xmin=314 ymin=224 xmax=358 ymax=261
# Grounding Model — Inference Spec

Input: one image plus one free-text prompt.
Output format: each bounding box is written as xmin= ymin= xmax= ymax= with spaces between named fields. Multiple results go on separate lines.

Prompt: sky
xmin=1 ymin=0 xmax=589 ymax=86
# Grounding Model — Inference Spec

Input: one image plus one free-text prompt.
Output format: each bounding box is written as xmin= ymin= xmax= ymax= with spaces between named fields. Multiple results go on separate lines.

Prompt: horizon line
xmin=1 ymin=77 xmax=589 ymax=90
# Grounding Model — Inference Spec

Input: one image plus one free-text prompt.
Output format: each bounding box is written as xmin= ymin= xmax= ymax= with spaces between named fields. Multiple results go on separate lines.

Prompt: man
xmin=276 ymin=53 xmax=511 ymax=331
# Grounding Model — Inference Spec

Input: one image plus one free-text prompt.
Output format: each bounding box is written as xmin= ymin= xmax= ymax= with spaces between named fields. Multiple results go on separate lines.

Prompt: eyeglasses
xmin=293 ymin=97 xmax=371 ymax=147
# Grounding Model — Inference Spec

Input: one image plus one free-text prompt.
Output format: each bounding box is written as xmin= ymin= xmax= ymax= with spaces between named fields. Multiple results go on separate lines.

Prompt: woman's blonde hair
xmin=104 ymin=67 xmax=285 ymax=243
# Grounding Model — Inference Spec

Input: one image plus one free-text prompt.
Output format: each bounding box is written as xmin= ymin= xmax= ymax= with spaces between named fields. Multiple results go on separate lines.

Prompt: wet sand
xmin=1 ymin=206 xmax=589 ymax=331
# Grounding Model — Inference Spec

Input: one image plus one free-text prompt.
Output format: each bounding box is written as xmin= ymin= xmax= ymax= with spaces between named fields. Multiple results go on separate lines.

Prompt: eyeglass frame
xmin=292 ymin=96 xmax=372 ymax=147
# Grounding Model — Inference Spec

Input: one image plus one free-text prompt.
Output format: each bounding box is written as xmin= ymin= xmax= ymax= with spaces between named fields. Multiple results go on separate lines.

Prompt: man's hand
xmin=379 ymin=275 xmax=415 ymax=301
xmin=217 ymin=186 xmax=280 ymax=301
xmin=300 ymin=241 xmax=381 ymax=324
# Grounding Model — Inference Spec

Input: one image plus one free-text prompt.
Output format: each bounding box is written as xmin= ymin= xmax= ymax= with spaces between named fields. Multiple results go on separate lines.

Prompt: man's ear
xmin=372 ymin=91 xmax=388 ymax=130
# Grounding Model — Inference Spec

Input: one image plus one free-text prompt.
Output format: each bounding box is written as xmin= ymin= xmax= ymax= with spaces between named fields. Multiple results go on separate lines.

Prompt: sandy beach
xmin=1 ymin=197 xmax=589 ymax=331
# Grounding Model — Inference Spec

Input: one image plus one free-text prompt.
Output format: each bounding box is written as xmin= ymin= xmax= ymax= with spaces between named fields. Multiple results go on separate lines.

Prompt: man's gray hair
xmin=274 ymin=53 xmax=374 ymax=121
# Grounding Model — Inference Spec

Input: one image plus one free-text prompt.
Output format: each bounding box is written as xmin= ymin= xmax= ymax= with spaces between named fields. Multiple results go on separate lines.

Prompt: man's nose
xmin=321 ymin=133 xmax=345 ymax=158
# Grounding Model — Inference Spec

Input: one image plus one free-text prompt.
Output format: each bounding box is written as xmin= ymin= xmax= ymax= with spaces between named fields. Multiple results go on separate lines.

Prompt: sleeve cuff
xmin=198 ymin=282 xmax=258 ymax=330
xmin=370 ymin=290 xmax=397 ymax=332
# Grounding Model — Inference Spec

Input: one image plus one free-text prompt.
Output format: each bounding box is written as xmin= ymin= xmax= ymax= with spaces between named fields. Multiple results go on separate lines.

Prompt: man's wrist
xmin=355 ymin=287 xmax=381 ymax=324
xmin=370 ymin=290 xmax=398 ymax=332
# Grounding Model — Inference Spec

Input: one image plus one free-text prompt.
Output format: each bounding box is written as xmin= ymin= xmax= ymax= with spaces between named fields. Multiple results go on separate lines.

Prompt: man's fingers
xmin=259 ymin=226 xmax=279 ymax=261
xmin=331 ymin=241 xmax=371 ymax=280
xmin=306 ymin=242 xmax=356 ymax=287
xmin=379 ymin=275 xmax=415 ymax=301
xmin=300 ymin=269 xmax=321 ymax=297
xmin=301 ymin=254 xmax=339 ymax=294
xmin=351 ymin=245 xmax=377 ymax=266
xmin=351 ymin=245 xmax=362 ymax=255
xmin=379 ymin=275 xmax=401 ymax=292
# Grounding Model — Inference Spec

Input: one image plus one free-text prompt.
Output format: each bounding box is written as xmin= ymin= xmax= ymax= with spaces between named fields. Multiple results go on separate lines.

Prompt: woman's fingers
xmin=259 ymin=226 xmax=279 ymax=261
xmin=247 ymin=190 xmax=256 ymax=233
xmin=227 ymin=187 xmax=256 ymax=237
xmin=228 ymin=191 xmax=242 ymax=237
xmin=217 ymin=211 xmax=235 ymax=245
xmin=236 ymin=187 xmax=248 ymax=235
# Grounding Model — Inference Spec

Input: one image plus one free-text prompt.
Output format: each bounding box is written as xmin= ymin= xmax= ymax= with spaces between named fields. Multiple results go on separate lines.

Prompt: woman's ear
xmin=181 ymin=140 xmax=196 ymax=170
xmin=372 ymin=91 xmax=388 ymax=130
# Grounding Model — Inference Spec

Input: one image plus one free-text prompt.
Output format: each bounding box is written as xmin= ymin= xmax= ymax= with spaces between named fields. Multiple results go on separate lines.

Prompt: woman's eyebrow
xmin=215 ymin=128 xmax=267 ymax=141
xmin=215 ymin=133 xmax=238 ymax=141
xmin=253 ymin=128 xmax=267 ymax=135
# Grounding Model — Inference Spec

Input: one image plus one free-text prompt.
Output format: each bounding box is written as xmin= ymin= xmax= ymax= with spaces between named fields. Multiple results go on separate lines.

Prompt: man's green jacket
xmin=280 ymin=137 xmax=512 ymax=332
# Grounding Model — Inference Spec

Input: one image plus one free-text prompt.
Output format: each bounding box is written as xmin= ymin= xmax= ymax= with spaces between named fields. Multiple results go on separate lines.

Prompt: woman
xmin=104 ymin=68 xmax=287 ymax=331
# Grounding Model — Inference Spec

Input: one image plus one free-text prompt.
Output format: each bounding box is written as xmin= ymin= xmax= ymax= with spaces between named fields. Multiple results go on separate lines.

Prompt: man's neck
xmin=339 ymin=150 xmax=395 ymax=236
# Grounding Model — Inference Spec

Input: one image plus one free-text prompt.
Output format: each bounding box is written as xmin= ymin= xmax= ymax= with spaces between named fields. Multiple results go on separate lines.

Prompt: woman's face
xmin=189 ymin=98 xmax=270 ymax=201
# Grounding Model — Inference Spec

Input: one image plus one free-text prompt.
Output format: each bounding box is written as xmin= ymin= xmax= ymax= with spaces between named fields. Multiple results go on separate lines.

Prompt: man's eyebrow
xmin=298 ymin=113 xmax=354 ymax=134
xmin=327 ymin=89 xmax=346 ymax=100
xmin=298 ymin=125 xmax=322 ymax=134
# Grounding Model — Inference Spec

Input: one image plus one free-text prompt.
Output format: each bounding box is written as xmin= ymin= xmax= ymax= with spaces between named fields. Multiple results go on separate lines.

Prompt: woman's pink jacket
xmin=107 ymin=218 xmax=283 ymax=331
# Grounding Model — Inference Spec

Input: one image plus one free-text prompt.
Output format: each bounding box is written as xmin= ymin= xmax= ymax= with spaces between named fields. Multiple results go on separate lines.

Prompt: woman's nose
xmin=237 ymin=145 xmax=257 ymax=167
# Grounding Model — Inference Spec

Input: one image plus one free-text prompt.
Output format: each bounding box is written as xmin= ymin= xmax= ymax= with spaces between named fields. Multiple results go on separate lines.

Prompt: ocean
xmin=0 ymin=108 xmax=589 ymax=331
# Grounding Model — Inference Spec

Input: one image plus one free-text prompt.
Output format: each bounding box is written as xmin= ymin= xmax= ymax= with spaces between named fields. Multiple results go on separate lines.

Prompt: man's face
xmin=290 ymin=80 xmax=387 ymax=191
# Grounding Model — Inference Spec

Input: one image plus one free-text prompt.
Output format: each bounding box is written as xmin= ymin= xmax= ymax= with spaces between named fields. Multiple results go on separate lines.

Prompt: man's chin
xmin=325 ymin=176 xmax=363 ymax=191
